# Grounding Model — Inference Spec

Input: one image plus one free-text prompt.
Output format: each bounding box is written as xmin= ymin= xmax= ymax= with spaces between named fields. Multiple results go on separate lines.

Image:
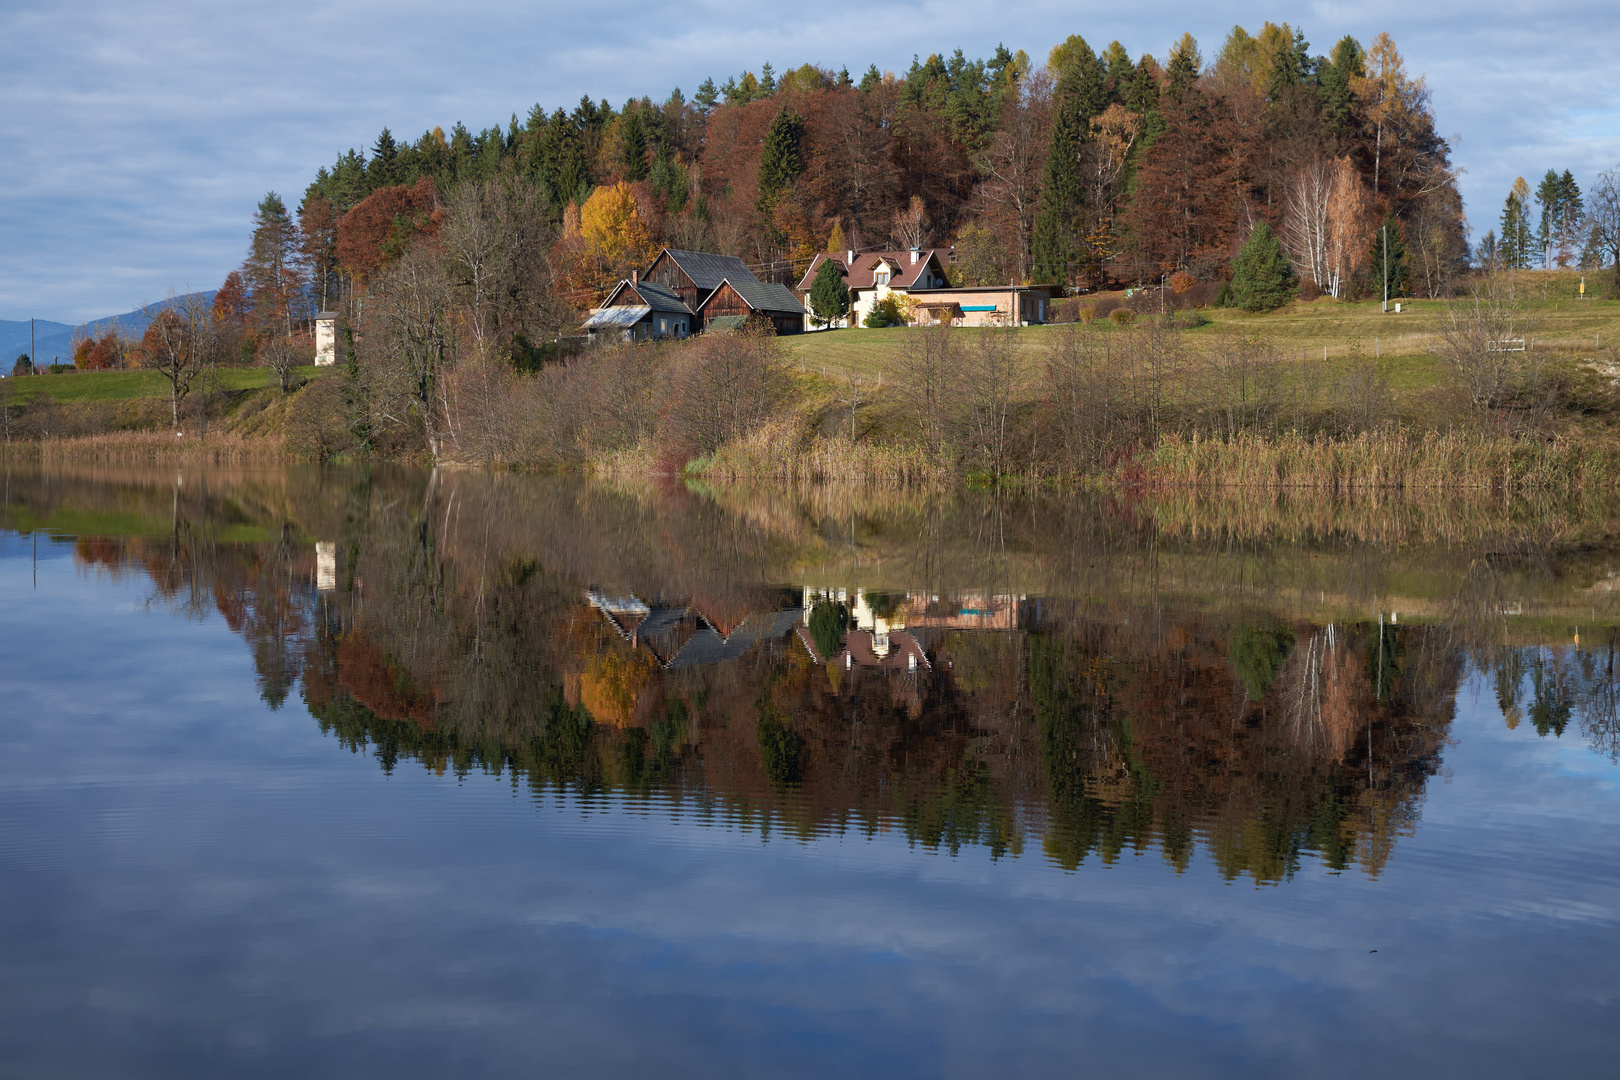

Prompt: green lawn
xmin=783 ymin=276 xmax=1620 ymax=410
xmin=0 ymin=365 xmax=325 ymax=405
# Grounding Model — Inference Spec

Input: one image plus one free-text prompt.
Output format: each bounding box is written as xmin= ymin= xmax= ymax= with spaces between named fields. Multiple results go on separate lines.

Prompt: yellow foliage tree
xmin=578 ymin=182 xmax=656 ymax=284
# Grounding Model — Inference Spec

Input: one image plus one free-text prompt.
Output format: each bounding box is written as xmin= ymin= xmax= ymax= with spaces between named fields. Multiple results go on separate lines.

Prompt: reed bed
xmin=1131 ymin=487 xmax=1620 ymax=547
xmin=1134 ymin=430 xmax=1620 ymax=494
xmin=699 ymin=420 xmax=947 ymax=487
xmin=29 ymin=431 xmax=286 ymax=464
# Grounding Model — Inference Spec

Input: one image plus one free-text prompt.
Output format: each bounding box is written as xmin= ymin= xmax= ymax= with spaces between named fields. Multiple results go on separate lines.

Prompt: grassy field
xmin=0 ymin=365 xmax=324 ymax=405
xmin=781 ymin=271 xmax=1620 ymax=403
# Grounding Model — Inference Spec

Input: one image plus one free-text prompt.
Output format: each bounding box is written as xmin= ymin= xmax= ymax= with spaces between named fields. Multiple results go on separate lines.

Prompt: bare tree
xmin=891 ymin=322 xmax=962 ymax=458
xmin=1433 ymin=272 xmax=1542 ymax=413
xmin=958 ymin=326 xmax=1024 ymax=475
xmin=261 ymin=335 xmax=306 ymax=394
xmin=891 ymin=195 xmax=929 ymax=250
xmin=365 ymin=246 xmax=458 ymax=461
xmin=1584 ymin=167 xmax=1620 ymax=297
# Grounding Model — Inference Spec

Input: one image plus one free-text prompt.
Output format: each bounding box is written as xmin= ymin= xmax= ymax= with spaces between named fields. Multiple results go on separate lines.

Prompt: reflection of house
xmin=804 ymin=587 xmax=1024 ymax=637
xmin=796 ymin=625 xmax=929 ymax=672
xmin=580 ymin=275 xmax=693 ymax=341
xmin=588 ymin=590 xmax=801 ymax=669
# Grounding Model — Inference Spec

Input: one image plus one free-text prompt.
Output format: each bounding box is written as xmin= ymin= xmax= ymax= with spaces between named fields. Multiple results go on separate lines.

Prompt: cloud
xmin=2 ymin=1 xmax=1618 ymax=321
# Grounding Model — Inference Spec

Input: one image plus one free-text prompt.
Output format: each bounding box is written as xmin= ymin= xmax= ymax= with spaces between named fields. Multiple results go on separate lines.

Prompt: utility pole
xmin=31 ymin=318 xmax=35 ymax=369
xmin=1382 ymin=225 xmax=1389 ymax=314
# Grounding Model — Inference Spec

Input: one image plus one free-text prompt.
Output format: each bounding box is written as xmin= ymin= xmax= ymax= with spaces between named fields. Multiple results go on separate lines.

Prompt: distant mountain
xmin=1 ymin=292 xmax=215 ymax=369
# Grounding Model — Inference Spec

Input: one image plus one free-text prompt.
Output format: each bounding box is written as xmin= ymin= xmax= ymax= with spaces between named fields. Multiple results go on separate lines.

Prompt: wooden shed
xmin=696 ymin=278 xmax=806 ymax=336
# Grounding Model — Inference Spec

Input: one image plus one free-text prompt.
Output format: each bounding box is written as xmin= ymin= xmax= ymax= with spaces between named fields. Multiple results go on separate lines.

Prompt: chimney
xmin=631 ymin=269 xmax=640 ymax=287
xmin=910 ymin=248 xmax=920 ymax=264
xmin=846 ymin=249 xmax=855 ymax=267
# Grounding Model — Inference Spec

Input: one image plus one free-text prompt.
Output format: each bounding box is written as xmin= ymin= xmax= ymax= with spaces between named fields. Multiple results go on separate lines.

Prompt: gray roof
xmin=707 ymin=277 xmax=806 ymax=315
xmin=604 ymin=279 xmax=692 ymax=314
xmin=582 ymin=305 xmax=651 ymax=329
xmin=661 ymin=249 xmax=759 ymax=291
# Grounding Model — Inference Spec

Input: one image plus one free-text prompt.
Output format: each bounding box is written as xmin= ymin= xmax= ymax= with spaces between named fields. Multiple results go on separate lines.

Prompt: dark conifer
xmin=1230 ymin=220 xmax=1298 ymax=312
xmin=808 ymin=259 xmax=850 ymax=326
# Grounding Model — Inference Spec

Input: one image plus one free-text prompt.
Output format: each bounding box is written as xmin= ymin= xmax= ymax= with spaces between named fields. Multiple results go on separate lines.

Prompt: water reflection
xmin=8 ymin=461 xmax=1620 ymax=884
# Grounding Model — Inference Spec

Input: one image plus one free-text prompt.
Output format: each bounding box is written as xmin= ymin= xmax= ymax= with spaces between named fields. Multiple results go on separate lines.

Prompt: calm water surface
xmin=2 ymin=463 xmax=1618 ymax=1077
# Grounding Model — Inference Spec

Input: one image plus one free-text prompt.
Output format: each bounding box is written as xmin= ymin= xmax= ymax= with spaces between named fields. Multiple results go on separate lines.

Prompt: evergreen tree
xmin=694 ymin=77 xmax=719 ymax=114
xmin=243 ymin=192 xmax=305 ymax=335
xmin=619 ymin=104 xmax=649 ymax=182
xmin=1229 ymin=220 xmax=1297 ymax=312
xmin=837 ymin=67 xmax=852 ymax=87
xmin=1555 ymin=170 xmax=1584 ymax=268
xmin=1031 ymin=39 xmax=1106 ymax=285
xmin=1500 ymin=177 xmax=1533 ymax=269
xmin=859 ymin=65 xmax=881 ymax=92
xmin=1476 ymin=229 xmax=1500 ymax=270
xmin=1318 ymin=36 xmax=1364 ymax=140
xmin=1535 ymin=169 xmax=1561 ymax=268
xmin=1165 ymin=33 xmax=1201 ymax=102
xmin=367 ymin=128 xmax=400 ymax=190
xmin=1369 ymin=213 xmax=1408 ymax=298
xmin=759 ymin=62 xmax=776 ymax=94
xmin=808 ymin=258 xmax=851 ymax=326
xmin=756 ymin=108 xmax=805 ymax=211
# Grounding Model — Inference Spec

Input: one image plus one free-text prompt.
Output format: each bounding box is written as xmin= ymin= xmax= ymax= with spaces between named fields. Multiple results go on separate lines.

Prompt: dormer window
xmin=875 ymin=270 xmax=890 ymax=285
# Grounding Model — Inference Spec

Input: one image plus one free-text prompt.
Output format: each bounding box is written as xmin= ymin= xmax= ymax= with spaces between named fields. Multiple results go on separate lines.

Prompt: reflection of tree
xmin=8 ymin=463 xmax=1499 ymax=881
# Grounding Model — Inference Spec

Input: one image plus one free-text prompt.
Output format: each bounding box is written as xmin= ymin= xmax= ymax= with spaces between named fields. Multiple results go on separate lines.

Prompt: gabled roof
xmin=700 ymin=277 xmax=805 ymax=315
xmin=582 ymin=305 xmax=651 ymax=329
xmin=600 ymin=279 xmax=692 ymax=314
xmin=795 ymin=249 xmax=951 ymax=292
xmin=657 ymin=249 xmax=759 ymax=291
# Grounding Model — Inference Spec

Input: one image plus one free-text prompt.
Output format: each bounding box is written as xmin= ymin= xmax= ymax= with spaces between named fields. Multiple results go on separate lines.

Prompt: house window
xmin=876 ymin=271 xmax=889 ymax=285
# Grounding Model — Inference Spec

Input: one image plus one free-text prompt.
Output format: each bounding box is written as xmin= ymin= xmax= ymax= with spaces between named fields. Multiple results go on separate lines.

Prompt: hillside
xmin=1 ymin=291 xmax=216 ymax=369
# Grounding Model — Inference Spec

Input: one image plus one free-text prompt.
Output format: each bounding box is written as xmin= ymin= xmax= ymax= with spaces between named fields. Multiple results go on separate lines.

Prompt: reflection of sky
xmin=2 ymin=535 xmax=1619 ymax=1077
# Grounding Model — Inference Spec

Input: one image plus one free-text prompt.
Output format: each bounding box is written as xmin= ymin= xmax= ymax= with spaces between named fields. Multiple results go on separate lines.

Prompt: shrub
xmin=1109 ymin=308 xmax=1136 ymax=326
xmin=1078 ymin=304 xmax=1099 ymax=324
xmin=1169 ymin=270 xmax=1197 ymax=295
xmin=863 ymin=294 xmax=905 ymax=327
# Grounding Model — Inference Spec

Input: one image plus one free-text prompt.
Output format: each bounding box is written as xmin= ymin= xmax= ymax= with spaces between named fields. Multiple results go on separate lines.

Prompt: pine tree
xmin=1535 ymin=169 xmax=1561 ymax=267
xmin=619 ymin=104 xmax=649 ymax=182
xmin=242 ymin=192 xmax=305 ymax=336
xmin=1165 ymin=33 xmax=1201 ymax=102
xmin=1500 ymin=177 xmax=1532 ymax=269
xmin=1555 ymin=170 xmax=1584 ymax=268
xmin=808 ymin=258 xmax=850 ymax=327
xmin=859 ymin=65 xmax=881 ymax=92
xmin=1031 ymin=39 xmax=1106 ymax=285
xmin=756 ymin=108 xmax=805 ymax=211
xmin=367 ymin=129 xmax=399 ymax=190
xmin=1318 ymin=36 xmax=1364 ymax=140
xmin=1230 ymin=221 xmax=1298 ymax=311
xmin=694 ymin=78 xmax=719 ymax=114
xmin=1369 ymin=214 xmax=1408 ymax=298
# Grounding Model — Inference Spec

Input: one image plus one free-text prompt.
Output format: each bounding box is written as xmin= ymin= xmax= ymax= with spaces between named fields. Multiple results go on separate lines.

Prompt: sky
xmin=3 ymin=0 xmax=1619 ymax=324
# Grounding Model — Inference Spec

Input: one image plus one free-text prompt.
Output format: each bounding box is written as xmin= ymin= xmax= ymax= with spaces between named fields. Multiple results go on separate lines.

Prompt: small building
xmin=580 ymin=275 xmax=693 ymax=341
xmin=906 ymin=285 xmax=1058 ymax=327
xmin=314 ymin=312 xmax=338 ymax=366
xmin=696 ymin=278 xmax=806 ymax=336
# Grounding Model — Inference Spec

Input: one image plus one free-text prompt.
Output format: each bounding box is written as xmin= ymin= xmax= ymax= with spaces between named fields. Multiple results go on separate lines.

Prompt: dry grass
xmin=26 ymin=430 xmax=287 ymax=464
xmin=1133 ymin=429 xmax=1620 ymax=494
xmin=698 ymin=418 xmax=946 ymax=486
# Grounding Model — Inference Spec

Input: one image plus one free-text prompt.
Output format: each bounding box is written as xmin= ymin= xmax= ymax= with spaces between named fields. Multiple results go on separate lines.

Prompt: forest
xmin=278 ymin=23 xmax=1463 ymax=321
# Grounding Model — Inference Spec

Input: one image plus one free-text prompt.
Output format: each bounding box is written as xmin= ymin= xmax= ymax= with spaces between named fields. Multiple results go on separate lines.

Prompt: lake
xmin=2 ymin=462 xmax=1618 ymax=1077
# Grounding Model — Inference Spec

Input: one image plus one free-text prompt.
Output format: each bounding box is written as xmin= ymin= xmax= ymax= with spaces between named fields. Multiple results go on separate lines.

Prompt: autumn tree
xmin=335 ymin=177 xmax=442 ymax=282
xmin=136 ymin=297 xmax=218 ymax=427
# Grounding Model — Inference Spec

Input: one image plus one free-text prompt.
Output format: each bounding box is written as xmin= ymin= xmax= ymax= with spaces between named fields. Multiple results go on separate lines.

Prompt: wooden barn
xmin=696 ymin=278 xmax=806 ymax=336
xmin=640 ymin=249 xmax=760 ymax=317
